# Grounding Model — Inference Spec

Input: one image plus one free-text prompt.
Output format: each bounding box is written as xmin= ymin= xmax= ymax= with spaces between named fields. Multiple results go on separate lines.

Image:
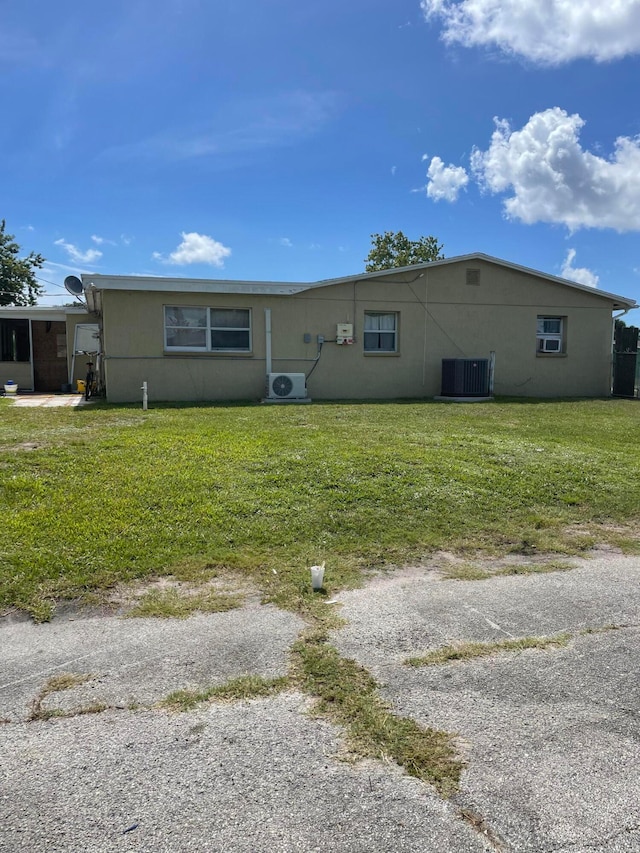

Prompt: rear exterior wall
xmin=99 ymin=260 xmax=615 ymax=403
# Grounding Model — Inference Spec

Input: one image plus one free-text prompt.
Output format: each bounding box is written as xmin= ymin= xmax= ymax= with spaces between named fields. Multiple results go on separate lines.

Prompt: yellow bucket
xmin=77 ymin=380 xmax=86 ymax=393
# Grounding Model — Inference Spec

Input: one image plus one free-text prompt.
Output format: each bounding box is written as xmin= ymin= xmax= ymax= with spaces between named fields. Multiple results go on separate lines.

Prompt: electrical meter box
xmin=336 ymin=323 xmax=354 ymax=345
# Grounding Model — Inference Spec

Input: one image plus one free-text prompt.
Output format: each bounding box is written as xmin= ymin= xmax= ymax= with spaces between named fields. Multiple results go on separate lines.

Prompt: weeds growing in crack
xmin=406 ymin=624 xmax=635 ymax=669
xmin=440 ymin=560 xmax=575 ymax=582
xmin=29 ymin=672 xmax=97 ymax=721
xmin=580 ymin=623 xmax=627 ymax=635
xmin=406 ymin=634 xmax=571 ymax=667
xmin=290 ymin=627 xmax=463 ymax=796
xmin=158 ymin=675 xmax=290 ymax=711
xmin=31 ymin=703 xmax=108 ymax=721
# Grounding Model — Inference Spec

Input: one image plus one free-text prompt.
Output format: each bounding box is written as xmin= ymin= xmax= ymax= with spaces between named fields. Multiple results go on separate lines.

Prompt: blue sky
xmin=3 ymin=0 xmax=640 ymax=321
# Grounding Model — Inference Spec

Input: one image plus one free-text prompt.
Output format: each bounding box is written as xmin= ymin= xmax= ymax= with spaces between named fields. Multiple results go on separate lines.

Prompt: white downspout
xmin=265 ymin=308 xmax=272 ymax=375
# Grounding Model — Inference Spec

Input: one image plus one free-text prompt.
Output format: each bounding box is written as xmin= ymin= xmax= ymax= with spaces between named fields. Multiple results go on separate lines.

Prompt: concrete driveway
xmin=8 ymin=393 xmax=89 ymax=408
xmin=1 ymin=553 xmax=638 ymax=851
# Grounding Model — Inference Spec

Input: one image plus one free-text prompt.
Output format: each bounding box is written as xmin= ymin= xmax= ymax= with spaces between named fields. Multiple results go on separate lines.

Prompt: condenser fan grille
xmin=266 ymin=373 xmax=307 ymax=400
xmin=272 ymin=375 xmax=293 ymax=397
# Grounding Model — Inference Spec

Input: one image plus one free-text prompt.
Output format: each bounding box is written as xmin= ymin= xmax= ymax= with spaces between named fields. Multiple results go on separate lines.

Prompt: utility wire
xmin=408 ymin=281 xmax=467 ymax=357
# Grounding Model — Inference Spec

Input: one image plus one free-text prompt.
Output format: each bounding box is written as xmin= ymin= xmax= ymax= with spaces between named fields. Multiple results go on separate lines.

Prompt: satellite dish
xmin=64 ymin=275 xmax=84 ymax=297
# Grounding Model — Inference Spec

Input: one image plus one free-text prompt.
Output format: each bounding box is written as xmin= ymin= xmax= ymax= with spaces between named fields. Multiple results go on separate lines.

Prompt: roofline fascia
xmin=81 ymin=253 xmax=637 ymax=310
xmin=81 ymin=273 xmax=312 ymax=296
xmin=0 ymin=306 xmax=88 ymax=319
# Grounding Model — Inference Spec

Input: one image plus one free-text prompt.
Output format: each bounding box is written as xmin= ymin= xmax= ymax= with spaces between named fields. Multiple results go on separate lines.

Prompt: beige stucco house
xmin=80 ymin=253 xmax=635 ymax=403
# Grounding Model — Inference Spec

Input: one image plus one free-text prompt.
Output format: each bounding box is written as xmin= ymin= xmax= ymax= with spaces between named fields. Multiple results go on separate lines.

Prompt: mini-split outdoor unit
xmin=267 ymin=373 xmax=307 ymax=400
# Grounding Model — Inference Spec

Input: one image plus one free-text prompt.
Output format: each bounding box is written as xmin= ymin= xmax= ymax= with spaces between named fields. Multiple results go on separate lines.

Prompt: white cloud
xmin=54 ymin=239 xmax=102 ymax=264
xmin=470 ymin=108 xmax=640 ymax=232
xmin=279 ymin=237 xmax=293 ymax=248
xmin=101 ymin=90 xmax=337 ymax=165
xmin=391 ymin=165 xmax=397 ymax=176
xmin=421 ymin=0 xmax=640 ymax=65
xmin=91 ymin=234 xmax=117 ymax=246
xmin=40 ymin=259 xmax=94 ymax=274
xmin=426 ymin=156 xmax=469 ymax=201
xmin=561 ymin=249 xmax=599 ymax=288
xmin=155 ymin=232 xmax=232 ymax=267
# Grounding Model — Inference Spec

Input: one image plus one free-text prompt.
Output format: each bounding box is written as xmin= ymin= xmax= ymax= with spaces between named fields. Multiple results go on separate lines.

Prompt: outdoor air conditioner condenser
xmin=441 ymin=359 xmax=490 ymax=397
xmin=267 ymin=373 xmax=307 ymax=400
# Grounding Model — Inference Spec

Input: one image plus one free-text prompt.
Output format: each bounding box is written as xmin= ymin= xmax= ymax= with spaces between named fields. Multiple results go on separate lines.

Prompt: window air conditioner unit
xmin=267 ymin=373 xmax=307 ymax=400
xmin=539 ymin=338 xmax=561 ymax=353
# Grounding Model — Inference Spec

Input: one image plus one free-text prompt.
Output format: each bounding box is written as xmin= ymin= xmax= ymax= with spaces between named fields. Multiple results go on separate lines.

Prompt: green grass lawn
xmin=2 ymin=397 xmax=639 ymax=619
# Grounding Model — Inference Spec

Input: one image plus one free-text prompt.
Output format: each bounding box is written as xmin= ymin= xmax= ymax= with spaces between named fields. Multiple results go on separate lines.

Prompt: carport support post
xmin=142 ymin=381 xmax=148 ymax=411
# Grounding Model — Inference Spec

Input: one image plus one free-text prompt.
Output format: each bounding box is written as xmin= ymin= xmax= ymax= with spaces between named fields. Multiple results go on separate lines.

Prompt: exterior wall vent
xmin=466 ymin=268 xmax=481 ymax=286
xmin=441 ymin=359 xmax=490 ymax=396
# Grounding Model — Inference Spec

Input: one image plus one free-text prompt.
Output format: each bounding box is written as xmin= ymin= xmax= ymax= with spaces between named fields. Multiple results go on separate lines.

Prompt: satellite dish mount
xmin=64 ymin=275 xmax=85 ymax=303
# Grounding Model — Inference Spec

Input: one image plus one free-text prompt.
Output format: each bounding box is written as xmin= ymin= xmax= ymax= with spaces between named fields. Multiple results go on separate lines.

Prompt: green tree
xmin=0 ymin=220 xmax=44 ymax=306
xmin=364 ymin=231 xmax=444 ymax=271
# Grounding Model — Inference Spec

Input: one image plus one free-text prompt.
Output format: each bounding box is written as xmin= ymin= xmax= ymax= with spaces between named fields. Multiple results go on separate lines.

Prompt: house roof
xmin=82 ymin=253 xmax=637 ymax=312
xmin=315 ymin=253 xmax=637 ymax=309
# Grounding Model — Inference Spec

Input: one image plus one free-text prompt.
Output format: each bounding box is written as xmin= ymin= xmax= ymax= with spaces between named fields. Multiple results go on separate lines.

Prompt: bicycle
xmin=85 ymin=362 xmax=97 ymax=400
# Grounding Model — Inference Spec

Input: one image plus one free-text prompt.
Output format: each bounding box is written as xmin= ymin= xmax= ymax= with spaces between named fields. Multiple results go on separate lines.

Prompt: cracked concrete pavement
xmin=1 ymin=602 xmax=305 ymax=721
xmin=1 ymin=552 xmax=639 ymax=851
xmin=333 ymin=553 xmax=640 ymax=852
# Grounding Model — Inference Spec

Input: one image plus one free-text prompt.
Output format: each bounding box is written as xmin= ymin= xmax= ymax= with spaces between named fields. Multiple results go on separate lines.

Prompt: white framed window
xmin=164 ymin=306 xmax=251 ymax=352
xmin=537 ymin=316 xmax=565 ymax=354
xmin=364 ymin=312 xmax=398 ymax=352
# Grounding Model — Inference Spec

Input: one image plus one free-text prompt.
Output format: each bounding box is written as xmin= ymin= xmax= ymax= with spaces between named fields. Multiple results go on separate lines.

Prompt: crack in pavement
xmin=458 ymin=804 xmax=509 ymax=852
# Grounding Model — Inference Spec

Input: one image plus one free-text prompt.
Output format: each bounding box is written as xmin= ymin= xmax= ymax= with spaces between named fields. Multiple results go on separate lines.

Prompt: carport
xmin=0 ymin=306 xmax=91 ymax=392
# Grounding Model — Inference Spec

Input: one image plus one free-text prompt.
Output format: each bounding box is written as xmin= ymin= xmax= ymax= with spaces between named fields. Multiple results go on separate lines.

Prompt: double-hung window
xmin=164 ymin=307 xmax=251 ymax=352
xmin=536 ymin=316 xmax=565 ymax=354
xmin=364 ymin=312 xmax=398 ymax=352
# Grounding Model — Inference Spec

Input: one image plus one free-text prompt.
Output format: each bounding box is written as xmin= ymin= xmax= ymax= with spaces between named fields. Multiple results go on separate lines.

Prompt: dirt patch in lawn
xmin=1 ymin=441 xmax=43 ymax=453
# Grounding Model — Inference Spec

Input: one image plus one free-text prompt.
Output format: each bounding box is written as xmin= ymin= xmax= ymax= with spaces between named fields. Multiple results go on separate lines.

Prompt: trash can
xmin=4 ymin=381 xmax=18 ymax=396
xmin=77 ymin=380 xmax=86 ymax=394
